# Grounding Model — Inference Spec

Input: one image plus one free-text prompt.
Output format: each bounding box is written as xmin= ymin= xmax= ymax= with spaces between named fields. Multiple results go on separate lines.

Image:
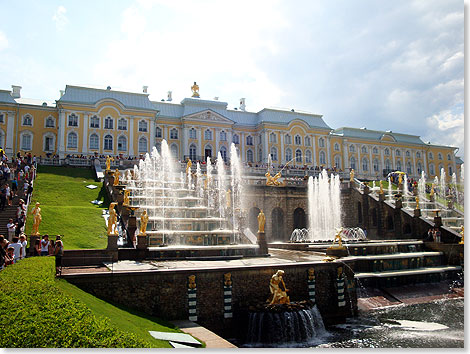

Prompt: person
xmin=54 ymin=236 xmax=64 ymax=276
xmin=33 ymin=239 xmax=40 ymax=257
xmin=6 ymin=218 xmax=16 ymax=241
xmin=11 ymin=178 xmax=17 ymax=197
xmin=5 ymin=246 xmax=14 ymax=266
xmin=40 ymin=235 xmax=49 ymax=256
xmin=9 ymin=236 xmax=22 ymax=263
xmin=435 ymin=228 xmax=441 ymax=243
xmin=0 ymin=235 xmax=6 ymax=270
xmin=5 ymin=183 xmax=11 ymax=206
xmin=48 ymin=238 xmax=55 ymax=256
xmin=427 ymin=228 xmax=433 ymax=241
xmin=0 ymin=184 xmax=6 ymax=210
xmin=19 ymin=234 xmax=27 ymax=259
xmin=15 ymin=212 xmax=26 ymax=237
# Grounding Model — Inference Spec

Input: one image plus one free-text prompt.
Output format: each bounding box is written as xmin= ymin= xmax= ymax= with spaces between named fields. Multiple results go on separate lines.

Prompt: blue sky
xmin=0 ymin=0 xmax=464 ymax=158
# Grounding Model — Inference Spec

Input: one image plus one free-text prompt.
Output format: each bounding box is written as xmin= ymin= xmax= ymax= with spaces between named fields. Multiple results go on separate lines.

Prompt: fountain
xmin=439 ymin=168 xmax=447 ymax=200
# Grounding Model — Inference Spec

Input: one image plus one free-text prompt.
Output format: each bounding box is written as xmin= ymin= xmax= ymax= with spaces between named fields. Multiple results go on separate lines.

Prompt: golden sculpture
xmin=398 ymin=174 xmax=403 ymax=185
xmin=188 ymin=275 xmax=197 ymax=289
xmin=350 ymin=169 xmax=355 ymax=182
xmin=267 ymin=270 xmax=290 ymax=305
xmin=139 ymin=210 xmax=149 ymax=235
xmin=308 ymin=268 xmax=315 ymax=281
xmin=31 ymin=202 xmax=42 ymax=236
xmin=113 ymin=169 xmax=120 ymax=186
xmin=265 ymin=171 xmax=283 ymax=186
xmin=186 ymin=159 xmax=192 ymax=174
xmin=107 ymin=202 xmax=118 ymax=235
xmin=332 ymin=228 xmax=344 ymax=248
xmin=224 ymin=273 xmax=232 ymax=287
xmin=226 ymin=189 xmax=232 ymax=208
xmin=430 ymin=184 xmax=435 ymax=197
xmin=191 ymin=81 xmax=200 ymax=98
xmin=379 ymin=180 xmax=384 ymax=194
xmin=123 ymin=190 xmax=130 ymax=206
xmin=459 ymin=226 xmax=464 ymax=245
xmin=337 ymin=267 xmax=343 ymax=278
xmin=257 ymin=209 xmax=266 ymax=233
xmin=105 ymin=156 xmax=114 ymax=171
xmin=415 ymin=196 xmax=420 ymax=209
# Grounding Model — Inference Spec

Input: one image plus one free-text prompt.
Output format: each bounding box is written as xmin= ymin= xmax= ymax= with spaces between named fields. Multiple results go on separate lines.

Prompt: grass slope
xmin=25 ymin=166 xmax=110 ymax=249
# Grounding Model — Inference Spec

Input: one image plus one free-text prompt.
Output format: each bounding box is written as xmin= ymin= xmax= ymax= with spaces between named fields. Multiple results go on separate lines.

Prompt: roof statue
xmin=191 ymin=82 xmax=200 ymax=98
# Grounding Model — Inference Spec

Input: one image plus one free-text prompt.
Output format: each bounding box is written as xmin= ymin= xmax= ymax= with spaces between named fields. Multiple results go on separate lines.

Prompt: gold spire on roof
xmin=191 ymin=81 xmax=200 ymax=98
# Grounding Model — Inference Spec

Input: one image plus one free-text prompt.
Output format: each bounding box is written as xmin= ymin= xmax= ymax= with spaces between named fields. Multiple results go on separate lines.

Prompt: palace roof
xmin=331 ymin=127 xmax=427 ymax=145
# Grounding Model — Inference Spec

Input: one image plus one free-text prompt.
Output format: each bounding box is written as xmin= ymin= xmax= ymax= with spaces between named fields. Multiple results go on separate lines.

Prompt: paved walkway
xmin=170 ymin=320 xmax=237 ymax=348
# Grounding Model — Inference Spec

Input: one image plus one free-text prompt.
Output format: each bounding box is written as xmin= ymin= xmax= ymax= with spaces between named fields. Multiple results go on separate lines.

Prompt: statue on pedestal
xmin=186 ymin=159 xmax=192 ymax=175
xmin=379 ymin=180 xmax=384 ymax=194
xmin=105 ymin=156 xmax=114 ymax=171
xmin=113 ymin=169 xmax=120 ymax=186
xmin=139 ymin=210 xmax=149 ymax=235
xmin=191 ymin=82 xmax=200 ymax=98
xmin=107 ymin=202 xmax=118 ymax=235
xmin=267 ymin=270 xmax=290 ymax=305
xmin=123 ymin=190 xmax=130 ymax=206
xmin=415 ymin=196 xmax=420 ymax=210
xmin=31 ymin=202 xmax=42 ymax=236
xmin=257 ymin=209 xmax=266 ymax=233
xmin=350 ymin=169 xmax=355 ymax=182
xmin=265 ymin=171 xmax=283 ymax=186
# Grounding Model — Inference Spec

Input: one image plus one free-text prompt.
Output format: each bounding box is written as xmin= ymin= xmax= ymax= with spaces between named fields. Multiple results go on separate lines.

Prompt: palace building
xmin=0 ymin=83 xmax=462 ymax=180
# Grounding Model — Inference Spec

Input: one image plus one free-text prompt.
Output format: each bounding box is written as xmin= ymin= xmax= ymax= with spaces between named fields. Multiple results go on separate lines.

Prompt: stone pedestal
xmin=378 ymin=193 xmax=385 ymax=202
xmin=429 ymin=195 xmax=435 ymax=202
xmin=395 ymin=199 xmax=402 ymax=209
xmin=413 ymin=209 xmax=421 ymax=217
xmin=326 ymin=246 xmax=349 ymax=258
xmin=29 ymin=234 xmax=40 ymax=256
xmin=137 ymin=234 xmax=148 ymax=249
xmin=434 ymin=216 xmax=443 ymax=228
xmin=107 ymin=234 xmax=119 ymax=250
xmin=127 ymin=215 xmax=137 ymax=247
xmin=398 ymin=183 xmax=403 ymax=191
xmin=363 ymin=185 xmax=370 ymax=194
xmin=257 ymin=231 xmax=268 ymax=255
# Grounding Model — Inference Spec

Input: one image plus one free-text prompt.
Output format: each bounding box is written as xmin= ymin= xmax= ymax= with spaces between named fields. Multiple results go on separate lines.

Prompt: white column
xmin=380 ymin=147 xmax=385 ymax=174
xmin=182 ymin=125 xmax=189 ymax=158
xmin=58 ymin=110 xmax=66 ymax=157
xmin=215 ymin=128 xmax=219 ymax=156
xmin=280 ymin=132 xmax=285 ymax=164
xmin=326 ymin=137 xmax=331 ymax=168
xmin=423 ymin=150 xmax=428 ymax=176
xmin=312 ymin=135 xmax=317 ymax=167
xmin=129 ymin=118 xmax=134 ymax=156
xmin=240 ymin=132 xmax=245 ymax=162
xmin=343 ymin=140 xmax=349 ymax=170
xmin=412 ymin=151 xmax=417 ymax=177
xmin=369 ymin=147 xmax=373 ymax=178
xmin=263 ymin=130 xmax=268 ymax=163
xmin=199 ymin=128 xmax=203 ymax=158
xmin=82 ymin=113 xmax=89 ymax=154
xmin=150 ymin=117 xmax=156 ymax=148
xmin=391 ymin=148 xmax=396 ymax=169
xmin=5 ymin=111 xmax=15 ymax=156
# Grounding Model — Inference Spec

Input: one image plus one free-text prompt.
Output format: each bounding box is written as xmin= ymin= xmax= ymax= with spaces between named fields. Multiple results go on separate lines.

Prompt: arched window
xmin=189 ymin=144 xmax=197 ymax=161
xmin=68 ymin=114 xmax=78 ymax=127
xmin=385 ymin=159 xmax=391 ymax=171
xmin=90 ymin=115 xmax=99 ymax=128
xmin=67 ymin=132 xmax=78 ymax=149
xmin=396 ymin=160 xmax=402 ymax=171
xmin=118 ymin=136 xmax=127 ymax=151
xmin=319 ymin=150 xmax=326 ymax=164
xmin=247 ymin=149 xmax=254 ymax=162
xmin=189 ymin=128 xmax=197 ymax=139
xmin=246 ymin=135 xmax=253 ymax=146
xmin=334 ymin=143 xmax=340 ymax=151
xmin=138 ymin=120 xmax=147 ymax=132
xmin=270 ymin=147 xmax=278 ymax=161
xmin=406 ymin=150 xmax=410 ymax=157
xmin=138 ymin=136 xmax=147 ymax=152
xmin=406 ymin=161 xmax=412 ymax=174
xmin=350 ymin=157 xmax=356 ymax=170
xmin=349 ymin=145 xmax=355 ymax=152
xmin=232 ymin=134 xmax=239 ymax=144
xmin=204 ymin=129 xmax=212 ymax=140
xmin=118 ymin=118 xmax=127 ymax=131
xmin=269 ymin=132 xmax=277 ymax=143
xmin=89 ymin=134 xmax=99 ymax=150
xmin=334 ymin=155 xmax=341 ymax=169
xmin=428 ymin=152 xmax=434 ymax=160
xmin=362 ymin=157 xmax=368 ymax=171
xmin=285 ymin=134 xmax=292 ymax=145
xmin=170 ymin=128 xmax=178 ymax=139
xmin=438 ymin=153 xmax=443 ymax=160
xmin=449 ymin=166 xmax=453 ymax=176
xmin=396 ymin=149 xmax=401 ymax=156
xmin=156 ymin=126 xmax=162 ymax=138
xmin=373 ymin=158 xmax=379 ymax=172
xmin=220 ymin=131 xmax=227 ymax=141
xmin=285 ymin=148 xmax=292 ymax=161
xmin=447 ymin=154 xmax=451 ymax=161
xmin=21 ymin=133 xmax=32 ymax=150
xmin=429 ymin=163 xmax=435 ymax=175
xmin=43 ymin=133 xmax=54 ymax=152
xmin=416 ymin=151 xmax=421 ymax=158
xmin=155 ymin=142 xmax=161 ymax=153
xmin=438 ymin=164 xmax=444 ymax=174
xmin=258 ymin=148 xmax=262 ymax=162
xmin=45 ymin=117 xmax=55 ymax=128
xmin=295 ymin=149 xmax=302 ymax=163
xmin=384 ymin=148 xmax=390 ymax=156
xmin=295 ymin=135 xmax=302 ymax=145
xmin=171 ymin=144 xmax=178 ymax=158
xmin=220 ymin=146 xmax=227 ymax=161
xmin=304 ymin=136 xmax=311 ymax=146
xmin=361 ymin=146 xmax=367 ymax=154
xmin=104 ymin=134 xmax=113 ymax=150
xmin=372 ymin=147 xmax=378 ymax=154
xmin=417 ymin=162 xmax=422 ymax=174
xmin=23 ymin=115 xmax=32 ymax=126
xmin=104 ymin=116 xmax=113 ymax=129
xmin=305 ymin=149 xmax=312 ymax=163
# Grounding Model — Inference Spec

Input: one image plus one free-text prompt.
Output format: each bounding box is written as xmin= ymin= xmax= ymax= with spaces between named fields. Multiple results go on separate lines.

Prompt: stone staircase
xmin=342 ymin=240 xmax=462 ymax=288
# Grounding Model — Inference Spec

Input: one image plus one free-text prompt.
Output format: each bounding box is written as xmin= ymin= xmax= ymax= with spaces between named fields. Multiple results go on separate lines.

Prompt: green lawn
xmin=0 ymin=257 xmax=180 ymax=348
xmin=25 ymin=166 xmax=110 ymax=249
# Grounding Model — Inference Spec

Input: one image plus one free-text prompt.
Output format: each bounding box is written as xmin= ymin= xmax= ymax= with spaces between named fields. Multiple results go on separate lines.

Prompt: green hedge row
xmin=0 ymin=257 xmax=152 ymax=348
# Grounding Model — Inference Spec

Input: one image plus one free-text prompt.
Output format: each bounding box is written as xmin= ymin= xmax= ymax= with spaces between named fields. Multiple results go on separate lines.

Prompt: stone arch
xmin=271 ymin=207 xmax=285 ymax=242
xmin=293 ymin=207 xmax=306 ymax=230
xmin=248 ymin=207 xmax=261 ymax=234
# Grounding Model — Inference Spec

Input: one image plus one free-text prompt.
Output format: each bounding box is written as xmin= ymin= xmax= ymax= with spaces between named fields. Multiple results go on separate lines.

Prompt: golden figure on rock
xmin=308 ymin=268 xmax=315 ymax=281
xmin=31 ymin=202 xmax=42 ymax=235
xmin=107 ymin=202 xmax=118 ymax=235
xmin=332 ymin=228 xmax=344 ymax=248
xmin=113 ymin=169 xmax=120 ymax=186
xmin=224 ymin=273 xmax=232 ymax=287
xmin=267 ymin=270 xmax=290 ymax=305
xmin=398 ymin=173 xmax=403 ymax=185
xmin=265 ymin=171 xmax=283 ymax=186
xmin=123 ymin=190 xmax=130 ymax=206
xmin=257 ymin=209 xmax=266 ymax=233
xmin=186 ymin=159 xmax=192 ymax=175
xmin=105 ymin=156 xmax=114 ymax=171
xmin=430 ymin=184 xmax=435 ymax=198
xmin=191 ymin=82 xmax=200 ymax=98
xmin=188 ymin=275 xmax=197 ymax=289
xmin=379 ymin=180 xmax=384 ymax=194
xmin=139 ymin=210 xmax=149 ymax=235
xmin=350 ymin=169 xmax=355 ymax=182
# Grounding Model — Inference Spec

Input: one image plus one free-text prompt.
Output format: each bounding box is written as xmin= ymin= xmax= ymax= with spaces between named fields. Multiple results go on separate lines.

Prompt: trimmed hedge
xmin=0 ymin=257 xmax=152 ymax=348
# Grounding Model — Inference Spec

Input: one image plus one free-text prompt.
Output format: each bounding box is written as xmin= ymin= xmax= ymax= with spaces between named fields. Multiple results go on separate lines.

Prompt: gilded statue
xmin=107 ymin=202 xmax=118 ymax=235
xmin=186 ymin=159 xmax=192 ymax=175
xmin=224 ymin=273 xmax=232 ymax=287
xmin=226 ymin=189 xmax=232 ymax=208
xmin=31 ymin=202 xmax=42 ymax=235
xmin=398 ymin=173 xmax=403 ymax=185
xmin=105 ymin=156 xmax=114 ymax=171
xmin=332 ymin=228 xmax=344 ymax=248
xmin=139 ymin=210 xmax=149 ymax=235
xmin=308 ymin=268 xmax=315 ymax=281
xmin=265 ymin=171 xmax=283 ymax=186
xmin=257 ymin=209 xmax=266 ymax=233
xmin=113 ymin=169 xmax=120 ymax=186
xmin=191 ymin=81 xmax=200 ymax=98
xmin=188 ymin=275 xmax=197 ymax=289
xmin=415 ymin=196 xmax=420 ymax=210
xmin=350 ymin=169 xmax=355 ymax=182
xmin=430 ymin=184 xmax=435 ymax=197
xmin=267 ymin=270 xmax=290 ymax=305
xmin=459 ymin=226 xmax=464 ymax=245
xmin=379 ymin=180 xmax=384 ymax=194
xmin=337 ymin=267 xmax=343 ymax=278
xmin=123 ymin=189 xmax=130 ymax=206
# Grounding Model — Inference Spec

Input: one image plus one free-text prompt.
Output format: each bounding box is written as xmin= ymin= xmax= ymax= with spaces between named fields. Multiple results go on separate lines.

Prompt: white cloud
xmin=52 ymin=6 xmax=69 ymax=31
xmin=0 ymin=31 xmax=8 ymax=51
xmin=424 ymin=109 xmax=464 ymax=155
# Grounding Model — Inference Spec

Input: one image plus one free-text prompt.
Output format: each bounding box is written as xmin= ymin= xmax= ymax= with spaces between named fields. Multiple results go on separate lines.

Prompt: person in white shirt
xmin=19 ymin=234 xmax=27 ymax=259
xmin=9 ymin=236 xmax=22 ymax=263
xmin=24 ymin=165 xmax=30 ymax=175
xmin=6 ymin=218 xmax=16 ymax=241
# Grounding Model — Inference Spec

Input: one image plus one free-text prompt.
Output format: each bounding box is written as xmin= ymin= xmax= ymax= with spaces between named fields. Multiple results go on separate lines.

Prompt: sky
xmin=0 ymin=0 xmax=465 ymax=158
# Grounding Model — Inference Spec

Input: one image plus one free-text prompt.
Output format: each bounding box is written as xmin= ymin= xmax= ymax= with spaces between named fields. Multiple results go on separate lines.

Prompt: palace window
xmin=319 ymin=151 xmax=326 ymax=165
xmin=334 ymin=155 xmax=341 ymax=169
xmin=118 ymin=136 xmax=127 ymax=151
xmin=21 ymin=133 xmax=32 ymax=150
xmin=285 ymin=148 xmax=293 ymax=161
xmin=295 ymin=135 xmax=302 ymax=145
xmin=104 ymin=117 xmax=113 ymax=129
xmin=350 ymin=157 xmax=356 ymax=170
xmin=304 ymin=136 xmax=311 ymax=147
xmin=232 ymin=134 xmax=239 ymax=144
xmin=384 ymin=148 xmax=390 ymax=156
xmin=396 ymin=160 xmax=402 ymax=171
xmin=67 ymin=132 xmax=78 ymax=149
xmin=43 ymin=134 xmax=54 ymax=152
xmin=372 ymin=147 xmax=378 ymax=154
xmin=438 ymin=152 xmax=443 ymax=160
xmin=362 ymin=157 xmax=369 ymax=171
xmin=447 ymin=154 xmax=451 ymax=161
xmin=319 ymin=137 xmax=325 ymax=147
xmin=89 ymin=134 xmax=99 ymax=150
xmin=170 ymin=128 xmax=178 ymax=139
xmin=0 ymin=114 xmax=3 ymax=123
xmin=270 ymin=132 xmax=277 ymax=143
xmin=349 ymin=145 xmax=355 ymax=152
xmin=220 ymin=131 xmax=227 ymax=141
xmin=395 ymin=149 xmax=401 ymax=156
xmin=68 ymin=114 xmax=78 ymax=127
xmin=295 ymin=149 xmax=302 ymax=163
xmin=204 ymin=129 xmax=212 ymax=140
xmin=285 ymin=134 xmax=292 ymax=145
xmin=361 ymin=146 xmax=367 ymax=154
xmin=258 ymin=149 xmax=262 ymax=162
xmin=90 ymin=116 xmax=99 ymax=128
xmin=220 ymin=146 xmax=227 ymax=161
xmin=334 ymin=143 xmax=340 ymax=151
xmin=406 ymin=150 xmax=410 ymax=157
xmin=138 ymin=136 xmax=147 ymax=152
xmin=416 ymin=152 xmax=421 ymax=159
xmin=417 ymin=162 xmax=422 ymax=174
xmin=247 ymin=149 xmax=254 ymax=163
xmin=449 ymin=166 xmax=453 ymax=176
xmin=246 ymin=135 xmax=253 ymax=146
xmin=373 ymin=158 xmax=379 ymax=172
xmin=429 ymin=163 xmax=435 ymax=175
xmin=23 ymin=115 xmax=32 ymax=126
xmin=406 ymin=161 xmax=412 ymax=174
xmin=171 ymin=144 xmax=178 ymax=158
xmin=305 ymin=149 xmax=312 ymax=163
xmin=189 ymin=128 xmax=196 ymax=139
xmin=118 ymin=118 xmax=127 ymax=131
xmin=45 ymin=117 xmax=55 ymax=128
xmin=156 ymin=126 xmax=162 ymax=138
xmin=189 ymin=144 xmax=197 ymax=161
xmin=104 ymin=134 xmax=113 ymax=150
xmin=270 ymin=147 xmax=278 ymax=161
xmin=138 ymin=120 xmax=147 ymax=132
xmin=428 ymin=152 xmax=434 ymax=160
xmin=385 ymin=159 xmax=391 ymax=170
